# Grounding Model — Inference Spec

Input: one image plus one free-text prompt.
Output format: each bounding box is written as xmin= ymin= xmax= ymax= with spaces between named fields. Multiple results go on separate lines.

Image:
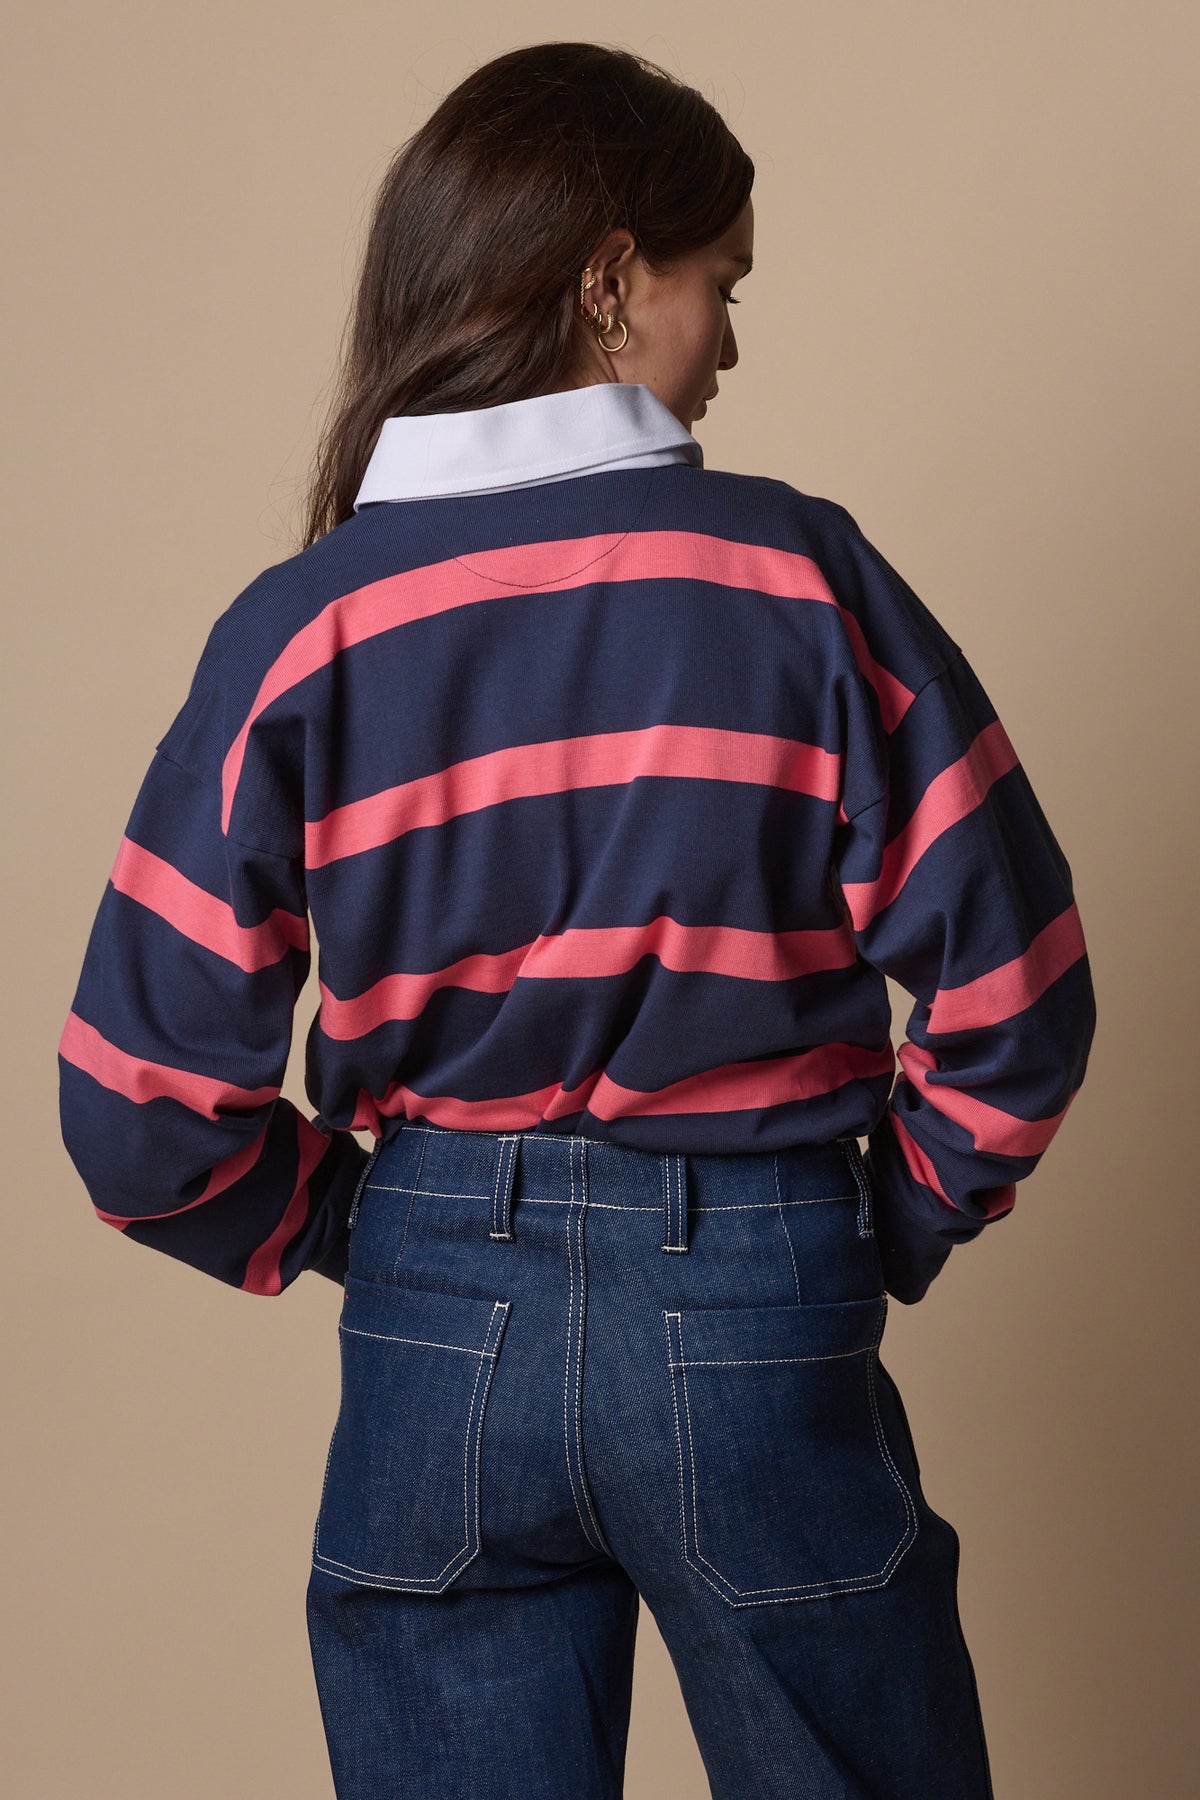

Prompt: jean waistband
xmin=355 ymin=1122 xmax=871 ymax=1254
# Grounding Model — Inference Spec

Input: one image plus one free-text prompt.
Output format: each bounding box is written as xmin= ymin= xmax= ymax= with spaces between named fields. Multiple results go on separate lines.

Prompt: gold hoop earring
xmin=596 ymin=314 xmax=628 ymax=353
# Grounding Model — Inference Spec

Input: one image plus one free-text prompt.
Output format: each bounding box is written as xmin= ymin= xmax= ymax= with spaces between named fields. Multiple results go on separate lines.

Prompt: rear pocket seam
xmin=312 ymin=1290 xmax=510 ymax=1592
xmin=664 ymin=1299 xmax=919 ymax=1606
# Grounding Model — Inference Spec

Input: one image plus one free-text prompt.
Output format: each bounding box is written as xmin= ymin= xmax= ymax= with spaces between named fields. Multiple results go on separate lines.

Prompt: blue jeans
xmin=306 ymin=1122 xmax=994 ymax=1799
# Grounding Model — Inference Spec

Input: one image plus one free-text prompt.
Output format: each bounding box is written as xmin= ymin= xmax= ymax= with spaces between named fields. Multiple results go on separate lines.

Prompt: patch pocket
xmin=664 ymin=1292 xmax=917 ymax=1606
xmin=312 ymin=1275 xmax=511 ymax=1592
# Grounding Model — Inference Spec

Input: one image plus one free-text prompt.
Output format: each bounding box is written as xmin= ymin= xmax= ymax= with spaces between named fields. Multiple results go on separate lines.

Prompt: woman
xmin=58 ymin=40 xmax=1095 ymax=1800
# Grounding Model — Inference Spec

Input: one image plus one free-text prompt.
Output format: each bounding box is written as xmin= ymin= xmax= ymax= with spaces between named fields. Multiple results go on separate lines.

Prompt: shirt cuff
xmin=304 ymin=1124 xmax=368 ymax=1286
xmin=865 ymin=1114 xmax=987 ymax=1305
xmin=308 ymin=1222 xmax=351 ymax=1285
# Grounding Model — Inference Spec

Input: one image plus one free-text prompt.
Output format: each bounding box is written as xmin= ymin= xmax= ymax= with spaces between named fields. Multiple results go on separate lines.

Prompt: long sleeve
xmin=57 ymin=645 xmax=368 ymax=1296
xmin=835 ymin=648 xmax=1096 ymax=1304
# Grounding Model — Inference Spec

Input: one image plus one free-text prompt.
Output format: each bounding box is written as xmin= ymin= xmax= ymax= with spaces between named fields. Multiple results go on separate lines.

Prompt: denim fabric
xmin=306 ymin=1122 xmax=994 ymax=1799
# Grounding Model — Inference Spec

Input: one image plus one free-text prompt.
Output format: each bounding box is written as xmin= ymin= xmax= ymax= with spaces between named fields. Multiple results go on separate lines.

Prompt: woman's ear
xmin=583 ymin=228 xmax=640 ymax=318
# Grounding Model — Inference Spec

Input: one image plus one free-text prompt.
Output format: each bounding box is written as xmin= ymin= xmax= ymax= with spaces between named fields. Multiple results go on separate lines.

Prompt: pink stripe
xmin=306 ymin=724 xmax=841 ymax=870
xmin=110 ymin=836 xmax=308 ymax=971
xmin=319 ymin=917 xmax=857 ymax=1041
xmin=220 ymin=531 xmax=914 ymax=832
xmin=927 ymin=903 xmax=1087 ymax=1035
xmin=889 ymin=1112 xmax=1016 ymax=1220
xmin=897 ymin=1045 xmax=1073 ymax=1158
xmin=842 ymin=720 xmax=1020 ymax=929
xmin=94 ymin=1125 xmax=271 ymax=1228
xmin=349 ymin=1040 xmax=895 ymax=1136
xmin=241 ymin=1115 xmax=330 ymax=1296
xmin=58 ymin=1010 xmax=279 ymax=1117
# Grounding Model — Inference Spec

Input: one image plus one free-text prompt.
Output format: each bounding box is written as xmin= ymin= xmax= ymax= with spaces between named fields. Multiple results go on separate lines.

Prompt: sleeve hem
xmin=308 ymin=1223 xmax=351 ymax=1285
xmin=865 ymin=1113 xmax=991 ymax=1304
xmin=303 ymin=1129 xmax=368 ymax=1286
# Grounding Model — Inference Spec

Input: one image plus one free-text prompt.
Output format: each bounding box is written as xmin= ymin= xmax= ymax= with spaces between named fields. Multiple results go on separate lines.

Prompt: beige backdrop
xmin=6 ymin=4 xmax=1197 ymax=1794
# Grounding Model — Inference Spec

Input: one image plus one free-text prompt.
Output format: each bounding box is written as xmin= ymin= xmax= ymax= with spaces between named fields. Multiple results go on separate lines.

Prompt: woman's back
xmin=57 ymin=392 xmax=1093 ymax=1302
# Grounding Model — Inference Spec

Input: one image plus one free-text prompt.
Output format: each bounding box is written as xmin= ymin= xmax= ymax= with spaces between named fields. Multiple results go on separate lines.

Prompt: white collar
xmin=352 ymin=381 xmax=703 ymax=510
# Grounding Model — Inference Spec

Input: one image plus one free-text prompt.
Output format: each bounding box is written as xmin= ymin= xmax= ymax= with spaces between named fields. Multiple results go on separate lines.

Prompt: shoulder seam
xmin=153 ymin=747 xmax=299 ymax=862
xmin=843 ymin=650 xmax=967 ymax=823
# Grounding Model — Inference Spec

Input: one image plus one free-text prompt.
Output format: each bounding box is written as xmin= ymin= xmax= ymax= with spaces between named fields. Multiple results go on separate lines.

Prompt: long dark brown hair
xmin=298 ymin=41 xmax=754 ymax=549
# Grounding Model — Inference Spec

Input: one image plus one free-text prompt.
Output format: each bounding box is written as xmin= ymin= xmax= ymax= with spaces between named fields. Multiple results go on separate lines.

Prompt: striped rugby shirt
xmin=57 ymin=381 xmax=1095 ymax=1303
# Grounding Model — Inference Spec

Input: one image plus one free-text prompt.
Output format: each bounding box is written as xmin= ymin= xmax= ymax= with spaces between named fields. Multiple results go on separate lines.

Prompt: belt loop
xmin=661 ymin=1151 xmax=690 ymax=1252
xmin=843 ymin=1136 xmax=874 ymax=1238
xmin=490 ymin=1134 xmax=520 ymax=1241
